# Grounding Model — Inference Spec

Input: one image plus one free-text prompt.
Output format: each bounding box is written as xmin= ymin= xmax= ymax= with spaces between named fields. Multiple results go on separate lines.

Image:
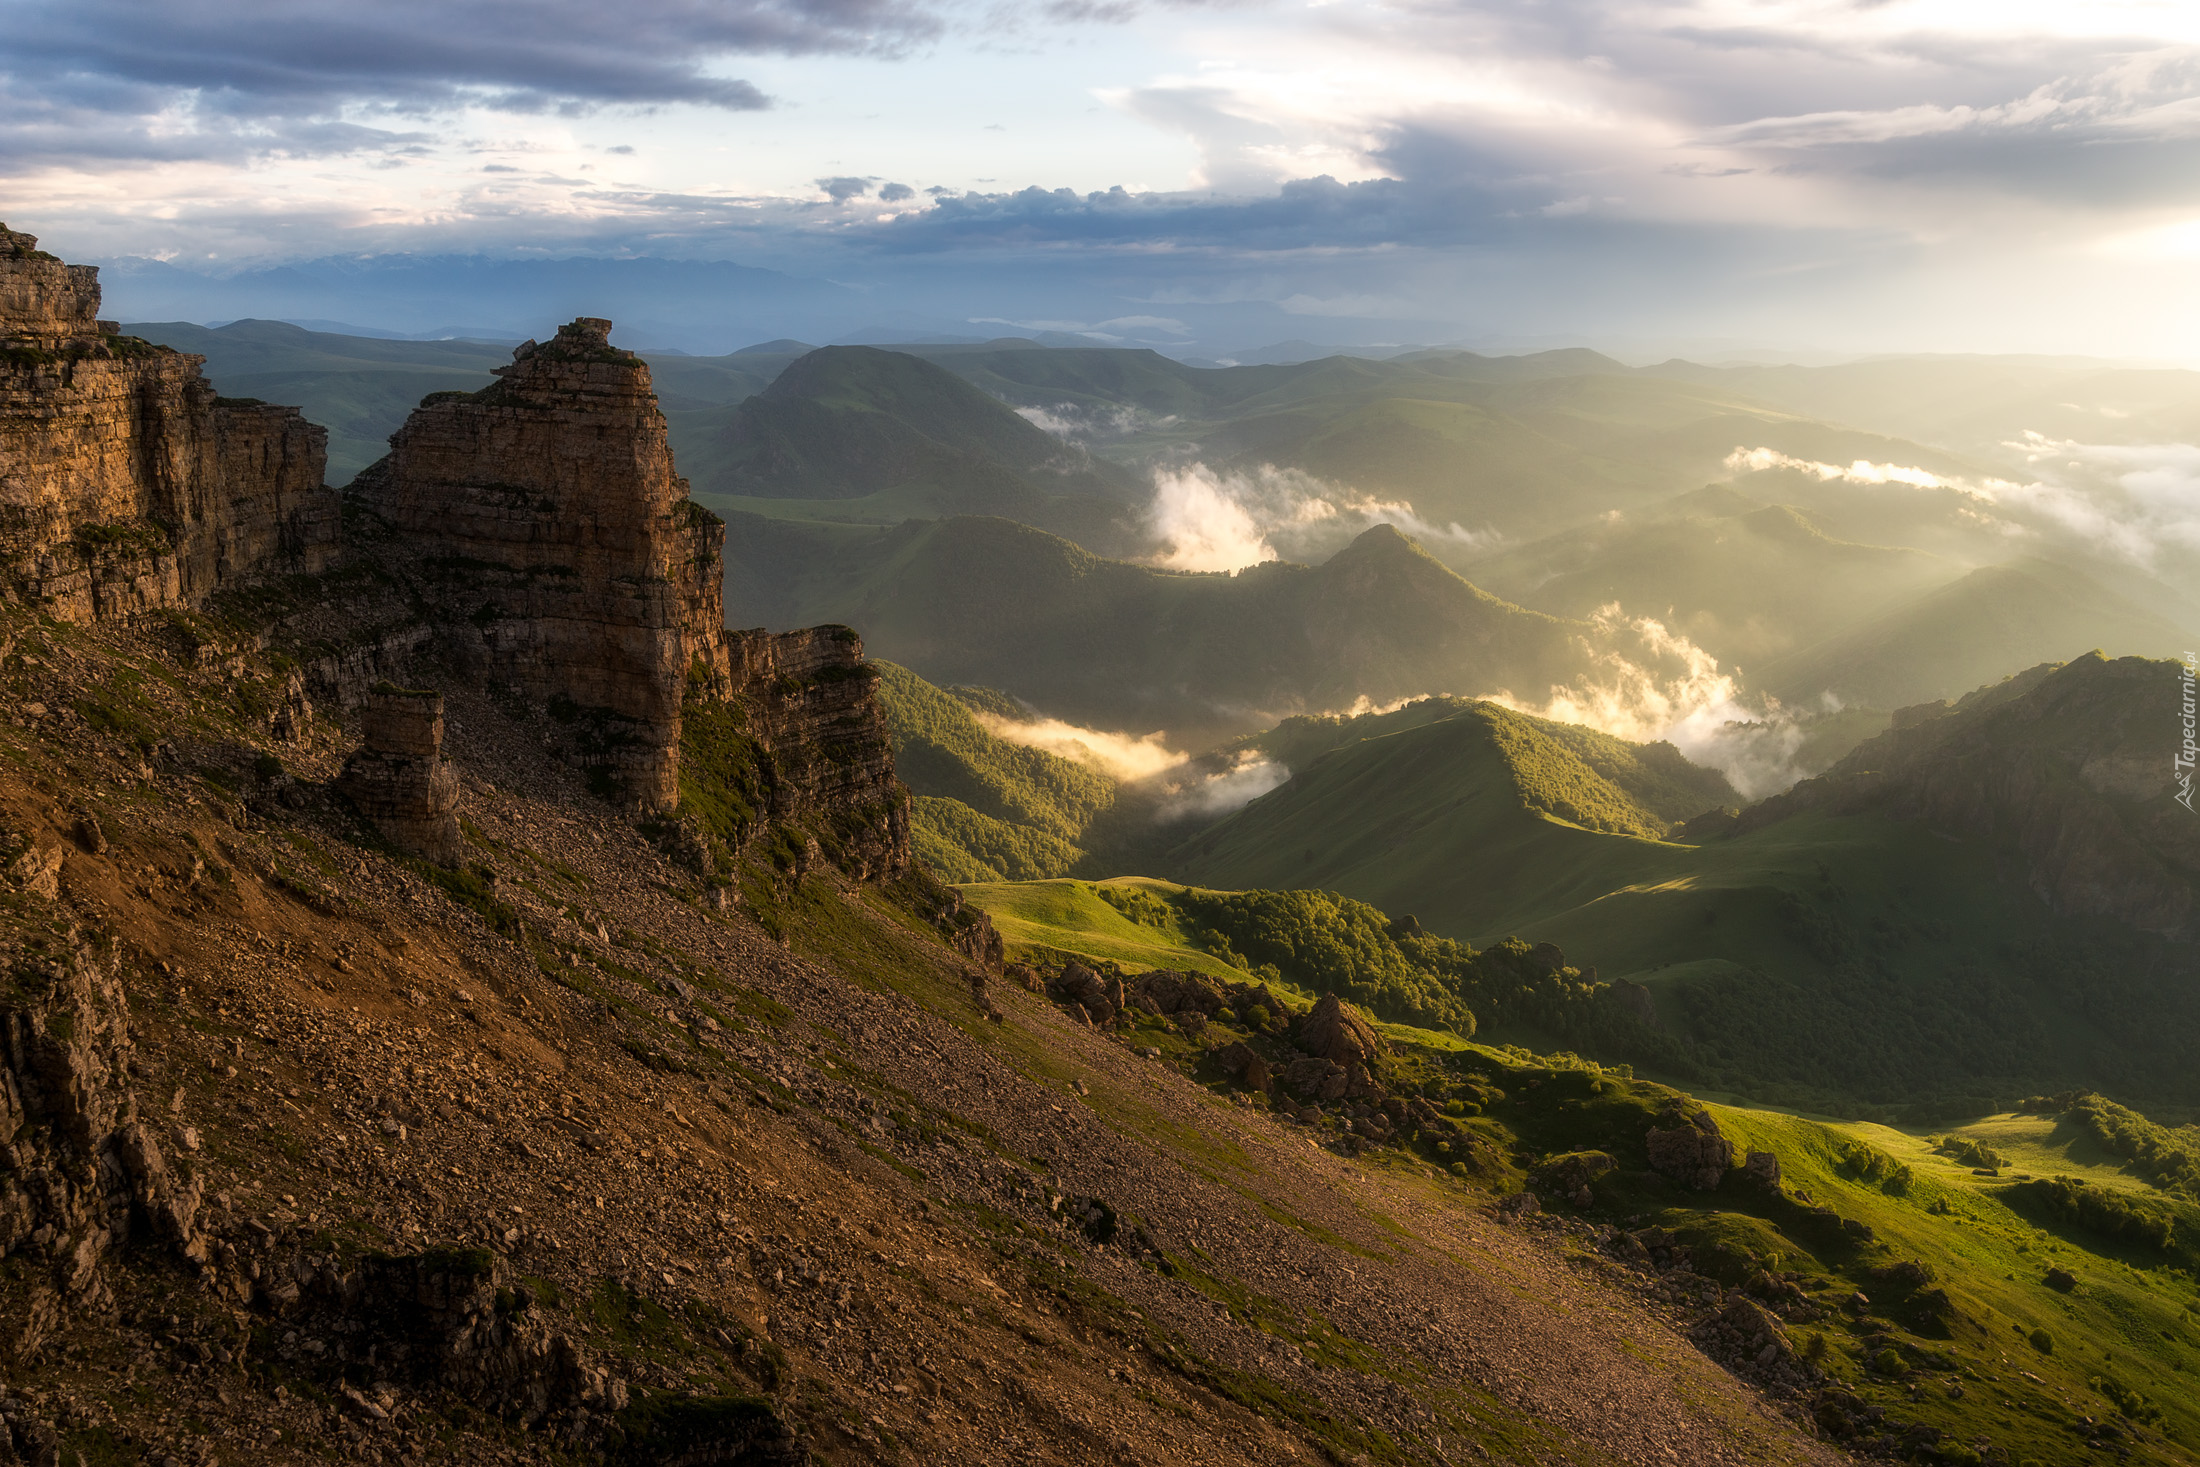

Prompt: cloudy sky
xmin=7 ymin=0 xmax=2200 ymax=356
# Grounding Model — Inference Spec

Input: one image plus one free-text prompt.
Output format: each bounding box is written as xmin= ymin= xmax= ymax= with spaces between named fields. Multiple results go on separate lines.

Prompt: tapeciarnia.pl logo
xmin=2179 ymin=651 xmax=2197 ymax=812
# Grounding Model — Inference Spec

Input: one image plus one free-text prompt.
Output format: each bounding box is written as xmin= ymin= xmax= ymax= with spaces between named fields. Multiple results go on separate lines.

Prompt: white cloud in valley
xmin=972 ymin=711 xmax=1184 ymax=782
xmin=1142 ymin=461 xmax=1493 ymax=572
xmin=1485 ymin=604 xmax=1813 ymax=800
xmin=1727 ymin=438 xmax=2200 ymax=570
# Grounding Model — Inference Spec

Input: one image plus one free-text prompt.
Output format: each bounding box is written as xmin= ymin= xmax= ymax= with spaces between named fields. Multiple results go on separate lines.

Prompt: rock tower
xmin=352 ymin=319 xmax=909 ymax=875
xmin=340 ymin=685 xmax=465 ymax=864
xmin=351 ymin=319 xmax=728 ymax=809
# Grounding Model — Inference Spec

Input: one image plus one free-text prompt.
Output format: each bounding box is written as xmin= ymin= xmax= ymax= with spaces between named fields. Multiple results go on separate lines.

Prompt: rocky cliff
xmin=0 ymin=225 xmax=337 ymax=621
xmin=349 ymin=318 xmax=725 ymax=808
xmin=1740 ymin=653 xmax=2200 ymax=937
xmin=345 ymin=317 xmax=908 ymax=876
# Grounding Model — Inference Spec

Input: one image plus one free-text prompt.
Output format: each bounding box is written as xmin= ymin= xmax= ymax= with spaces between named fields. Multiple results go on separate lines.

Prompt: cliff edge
xmin=0 ymin=224 xmax=337 ymax=620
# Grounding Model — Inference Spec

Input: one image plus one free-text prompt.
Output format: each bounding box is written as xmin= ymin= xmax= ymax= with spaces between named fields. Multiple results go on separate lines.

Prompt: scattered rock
xmin=6 ymin=839 xmax=63 ymax=901
xmin=1295 ymin=994 xmax=1385 ymax=1069
xmin=1644 ymin=1105 xmax=1736 ymax=1191
xmin=1740 ymin=1149 xmax=1781 ymax=1191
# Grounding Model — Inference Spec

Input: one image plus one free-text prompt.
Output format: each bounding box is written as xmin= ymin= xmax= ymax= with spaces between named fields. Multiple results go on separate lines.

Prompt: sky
xmin=7 ymin=0 xmax=2200 ymax=357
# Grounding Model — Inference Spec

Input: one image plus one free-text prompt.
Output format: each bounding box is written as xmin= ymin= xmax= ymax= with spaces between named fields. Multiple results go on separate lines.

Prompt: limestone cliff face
xmin=353 ymin=319 xmax=909 ymax=877
xmin=352 ymin=319 xmax=728 ymax=808
xmin=1741 ymin=654 xmax=2200 ymax=938
xmin=0 ymin=226 xmax=338 ymax=620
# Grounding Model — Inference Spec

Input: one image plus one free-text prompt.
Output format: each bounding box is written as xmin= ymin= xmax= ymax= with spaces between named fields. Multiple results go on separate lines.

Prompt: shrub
xmin=2027 ymin=1328 xmax=2053 ymax=1355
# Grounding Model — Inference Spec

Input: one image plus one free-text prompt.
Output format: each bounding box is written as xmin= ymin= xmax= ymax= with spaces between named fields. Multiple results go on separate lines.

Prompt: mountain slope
xmin=685 ymin=346 xmax=1141 ymax=548
xmin=719 ymin=514 xmax=1602 ymax=747
xmin=873 ymin=660 xmax=1118 ymax=881
xmin=1757 ymin=558 xmax=2195 ymax=708
xmin=1463 ymin=487 xmax=1960 ymax=670
xmin=1171 ymin=660 xmax=2200 ymax=1115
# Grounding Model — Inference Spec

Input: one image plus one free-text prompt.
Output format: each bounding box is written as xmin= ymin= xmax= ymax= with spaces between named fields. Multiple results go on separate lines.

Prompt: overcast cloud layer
xmin=7 ymin=0 xmax=2200 ymax=356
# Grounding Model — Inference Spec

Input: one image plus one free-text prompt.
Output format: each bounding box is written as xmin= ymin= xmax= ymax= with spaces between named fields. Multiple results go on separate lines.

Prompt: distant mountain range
xmin=130 ymin=319 xmax=2200 ymax=736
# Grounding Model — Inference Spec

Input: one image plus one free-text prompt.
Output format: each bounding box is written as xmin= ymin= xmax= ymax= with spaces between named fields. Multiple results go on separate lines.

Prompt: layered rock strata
xmin=0 ymin=225 xmax=338 ymax=620
xmin=351 ymin=318 xmax=726 ymax=809
xmin=355 ymin=318 xmax=909 ymax=877
xmin=340 ymin=686 xmax=464 ymax=864
xmin=728 ymin=624 xmax=910 ymax=880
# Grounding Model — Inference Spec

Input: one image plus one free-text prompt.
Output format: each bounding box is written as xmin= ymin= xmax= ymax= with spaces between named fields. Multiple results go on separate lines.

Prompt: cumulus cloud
xmin=1142 ymin=461 xmax=1496 ymax=572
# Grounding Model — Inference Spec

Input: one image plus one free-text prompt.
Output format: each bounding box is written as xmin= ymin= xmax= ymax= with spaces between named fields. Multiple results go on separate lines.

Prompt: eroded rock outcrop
xmin=1 ymin=937 xmax=208 ymax=1359
xmin=0 ymin=225 xmax=337 ymax=621
xmin=351 ymin=318 xmax=725 ymax=808
xmin=1297 ymin=993 xmax=1385 ymax=1069
xmin=352 ymin=319 xmax=911 ymax=879
xmin=728 ymin=623 xmax=910 ymax=881
xmin=1645 ymin=1104 xmax=1737 ymax=1191
xmin=340 ymin=685 xmax=463 ymax=864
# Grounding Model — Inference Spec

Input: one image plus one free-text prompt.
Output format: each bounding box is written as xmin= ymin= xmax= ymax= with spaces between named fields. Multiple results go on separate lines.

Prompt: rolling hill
xmin=929 ymin=343 xmax=1999 ymax=552
xmin=1170 ymin=656 xmax=2200 ymax=1115
xmin=1756 ymin=559 xmax=2196 ymax=710
xmin=1463 ymin=486 xmax=1961 ymax=671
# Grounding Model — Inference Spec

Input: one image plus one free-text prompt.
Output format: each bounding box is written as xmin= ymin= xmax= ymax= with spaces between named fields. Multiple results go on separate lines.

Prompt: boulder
xmin=1530 ymin=1151 xmax=1617 ymax=1204
xmin=1645 ymin=1106 xmax=1736 ymax=1190
xmin=1740 ymin=1149 xmax=1782 ymax=1191
xmin=1280 ymin=1056 xmax=1348 ymax=1101
xmin=1295 ymin=993 xmax=1384 ymax=1068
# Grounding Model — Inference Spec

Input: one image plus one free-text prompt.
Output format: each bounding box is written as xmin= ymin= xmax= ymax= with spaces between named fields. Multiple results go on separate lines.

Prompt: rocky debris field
xmin=0 ymin=614 xmax=1847 ymax=1467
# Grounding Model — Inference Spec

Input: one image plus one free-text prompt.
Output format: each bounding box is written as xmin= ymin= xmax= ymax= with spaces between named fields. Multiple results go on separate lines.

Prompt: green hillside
xmin=872 ymin=661 xmax=1117 ymax=882
xmin=1169 ymin=658 xmax=2200 ymax=1116
xmin=684 ymin=346 xmax=1141 ymax=547
xmin=717 ymin=514 xmax=1600 ymax=748
xmin=1757 ymin=559 xmax=2195 ymax=709
xmin=949 ymin=879 xmax=2200 ymax=1465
